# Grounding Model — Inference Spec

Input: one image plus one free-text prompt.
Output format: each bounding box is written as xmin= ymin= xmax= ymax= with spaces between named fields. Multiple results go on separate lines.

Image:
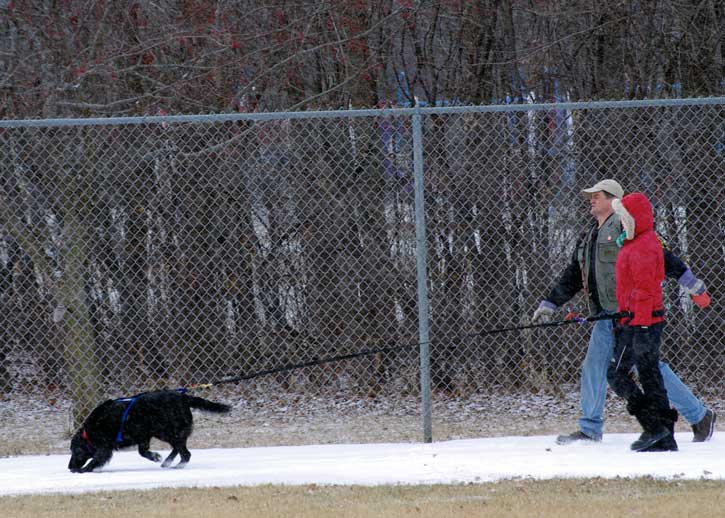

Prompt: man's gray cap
xmin=582 ymin=179 xmax=624 ymax=199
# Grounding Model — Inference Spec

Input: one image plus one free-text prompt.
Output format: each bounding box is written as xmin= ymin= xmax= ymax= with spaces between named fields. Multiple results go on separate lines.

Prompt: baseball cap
xmin=582 ymin=179 xmax=624 ymax=199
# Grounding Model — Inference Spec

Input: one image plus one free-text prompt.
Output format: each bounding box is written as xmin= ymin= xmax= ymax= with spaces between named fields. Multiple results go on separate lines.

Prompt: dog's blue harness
xmin=114 ymin=396 xmax=138 ymax=445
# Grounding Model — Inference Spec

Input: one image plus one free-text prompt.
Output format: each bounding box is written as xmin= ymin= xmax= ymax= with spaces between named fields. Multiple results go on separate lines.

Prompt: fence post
xmin=412 ymin=107 xmax=432 ymax=443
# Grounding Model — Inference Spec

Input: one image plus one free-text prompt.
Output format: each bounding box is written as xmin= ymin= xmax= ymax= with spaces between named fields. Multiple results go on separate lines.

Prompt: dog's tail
xmin=183 ymin=394 xmax=232 ymax=414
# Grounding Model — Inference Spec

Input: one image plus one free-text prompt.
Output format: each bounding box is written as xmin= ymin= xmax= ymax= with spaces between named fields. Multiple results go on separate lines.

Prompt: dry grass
xmin=1 ymin=478 xmax=723 ymax=518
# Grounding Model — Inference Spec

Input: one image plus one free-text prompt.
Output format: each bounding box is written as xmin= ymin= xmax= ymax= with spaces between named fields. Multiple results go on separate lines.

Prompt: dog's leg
xmin=77 ymin=449 xmax=113 ymax=473
xmin=161 ymin=448 xmax=178 ymax=468
xmin=138 ymin=441 xmax=162 ymax=463
xmin=172 ymin=442 xmax=191 ymax=469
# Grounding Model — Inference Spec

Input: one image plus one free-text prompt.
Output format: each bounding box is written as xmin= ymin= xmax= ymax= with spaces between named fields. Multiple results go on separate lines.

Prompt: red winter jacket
xmin=612 ymin=192 xmax=665 ymax=326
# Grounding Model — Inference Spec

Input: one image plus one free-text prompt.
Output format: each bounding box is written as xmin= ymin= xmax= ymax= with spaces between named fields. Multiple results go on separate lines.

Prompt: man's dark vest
xmin=577 ymin=213 xmax=621 ymax=313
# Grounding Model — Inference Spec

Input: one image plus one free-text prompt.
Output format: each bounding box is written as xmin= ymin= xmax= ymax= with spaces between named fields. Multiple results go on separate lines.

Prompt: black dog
xmin=68 ymin=389 xmax=231 ymax=473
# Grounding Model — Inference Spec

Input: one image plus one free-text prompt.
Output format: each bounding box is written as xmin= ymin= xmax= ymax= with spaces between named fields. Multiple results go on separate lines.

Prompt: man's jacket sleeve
xmin=662 ymin=244 xmax=688 ymax=280
xmin=545 ymin=243 xmax=584 ymax=307
xmin=660 ymin=239 xmax=703 ymax=291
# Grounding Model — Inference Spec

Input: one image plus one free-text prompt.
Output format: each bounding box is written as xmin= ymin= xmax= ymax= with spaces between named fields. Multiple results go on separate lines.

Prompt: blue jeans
xmin=577 ymin=318 xmax=706 ymax=439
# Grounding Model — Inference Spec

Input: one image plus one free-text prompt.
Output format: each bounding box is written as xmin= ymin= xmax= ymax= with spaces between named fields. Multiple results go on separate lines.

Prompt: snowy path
xmin=1 ymin=432 xmax=722 ymax=496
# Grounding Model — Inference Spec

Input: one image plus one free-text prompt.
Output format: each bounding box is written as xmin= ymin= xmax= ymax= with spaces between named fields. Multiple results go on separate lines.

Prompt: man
xmin=608 ymin=192 xmax=677 ymax=452
xmin=532 ymin=179 xmax=715 ymax=445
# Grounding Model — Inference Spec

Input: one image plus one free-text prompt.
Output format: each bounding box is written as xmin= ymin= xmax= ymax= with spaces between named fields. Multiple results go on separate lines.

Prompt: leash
xmin=470 ymin=311 xmax=628 ymax=336
xmin=187 ymin=311 xmax=630 ymax=390
xmin=187 ymin=339 xmax=421 ymax=390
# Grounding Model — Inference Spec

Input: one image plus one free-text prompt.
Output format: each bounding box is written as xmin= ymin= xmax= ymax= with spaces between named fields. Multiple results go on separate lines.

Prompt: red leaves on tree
xmin=129 ymin=3 xmax=147 ymax=28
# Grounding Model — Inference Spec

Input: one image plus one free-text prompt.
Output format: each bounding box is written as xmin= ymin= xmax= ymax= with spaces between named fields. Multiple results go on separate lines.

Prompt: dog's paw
xmin=161 ymin=460 xmax=173 ymax=468
xmin=172 ymin=461 xmax=188 ymax=470
xmin=149 ymin=452 xmax=162 ymax=463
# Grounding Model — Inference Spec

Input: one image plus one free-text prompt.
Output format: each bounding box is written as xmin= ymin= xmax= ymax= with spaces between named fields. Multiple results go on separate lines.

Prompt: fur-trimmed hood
xmin=612 ymin=192 xmax=654 ymax=241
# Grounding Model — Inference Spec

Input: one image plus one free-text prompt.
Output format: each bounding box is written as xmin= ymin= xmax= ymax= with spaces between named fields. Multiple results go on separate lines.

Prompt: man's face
xmin=588 ymin=191 xmax=613 ymax=218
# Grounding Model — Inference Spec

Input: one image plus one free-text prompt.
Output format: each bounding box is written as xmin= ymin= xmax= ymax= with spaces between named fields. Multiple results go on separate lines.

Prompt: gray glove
xmin=532 ymin=301 xmax=556 ymax=324
xmin=678 ymin=269 xmax=706 ymax=295
xmin=686 ymin=278 xmax=706 ymax=296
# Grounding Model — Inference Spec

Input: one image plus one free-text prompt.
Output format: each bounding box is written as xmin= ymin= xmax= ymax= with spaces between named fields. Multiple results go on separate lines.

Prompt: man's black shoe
xmin=630 ymin=429 xmax=670 ymax=452
xmin=692 ymin=409 xmax=716 ymax=442
xmin=555 ymin=430 xmax=601 ymax=445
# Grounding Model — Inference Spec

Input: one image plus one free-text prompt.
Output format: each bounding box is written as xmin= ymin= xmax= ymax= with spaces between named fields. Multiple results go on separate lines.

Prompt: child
xmin=607 ymin=192 xmax=677 ymax=452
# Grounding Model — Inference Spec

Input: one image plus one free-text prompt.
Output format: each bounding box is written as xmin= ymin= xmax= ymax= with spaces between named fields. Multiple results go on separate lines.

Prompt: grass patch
xmin=1 ymin=478 xmax=723 ymax=518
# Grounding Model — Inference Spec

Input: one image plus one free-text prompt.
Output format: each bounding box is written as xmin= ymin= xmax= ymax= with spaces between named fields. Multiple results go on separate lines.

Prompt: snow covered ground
xmin=0 ymin=432 xmax=722 ymax=496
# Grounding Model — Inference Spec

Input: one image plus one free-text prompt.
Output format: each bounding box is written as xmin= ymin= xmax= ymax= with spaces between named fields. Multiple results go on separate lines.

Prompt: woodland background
xmin=1 ymin=0 xmax=722 ymax=118
xmin=0 ymin=2 xmax=723 ymax=425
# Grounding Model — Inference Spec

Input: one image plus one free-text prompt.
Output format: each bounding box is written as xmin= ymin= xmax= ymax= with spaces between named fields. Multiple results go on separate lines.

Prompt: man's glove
xmin=686 ymin=278 xmax=707 ymax=296
xmin=678 ymin=271 xmax=710 ymax=309
xmin=532 ymin=301 xmax=556 ymax=324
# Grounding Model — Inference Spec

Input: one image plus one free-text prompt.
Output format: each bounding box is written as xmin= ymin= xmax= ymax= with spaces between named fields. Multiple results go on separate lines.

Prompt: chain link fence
xmin=1 ymin=98 xmax=723 ymax=438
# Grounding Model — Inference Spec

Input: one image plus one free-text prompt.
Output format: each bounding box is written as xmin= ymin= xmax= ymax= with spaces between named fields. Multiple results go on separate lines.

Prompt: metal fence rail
xmin=1 ymin=98 xmax=723 ymax=439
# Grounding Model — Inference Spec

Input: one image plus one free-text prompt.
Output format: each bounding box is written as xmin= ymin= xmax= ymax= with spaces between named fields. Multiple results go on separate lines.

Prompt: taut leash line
xmin=188 ymin=312 xmax=628 ymax=390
